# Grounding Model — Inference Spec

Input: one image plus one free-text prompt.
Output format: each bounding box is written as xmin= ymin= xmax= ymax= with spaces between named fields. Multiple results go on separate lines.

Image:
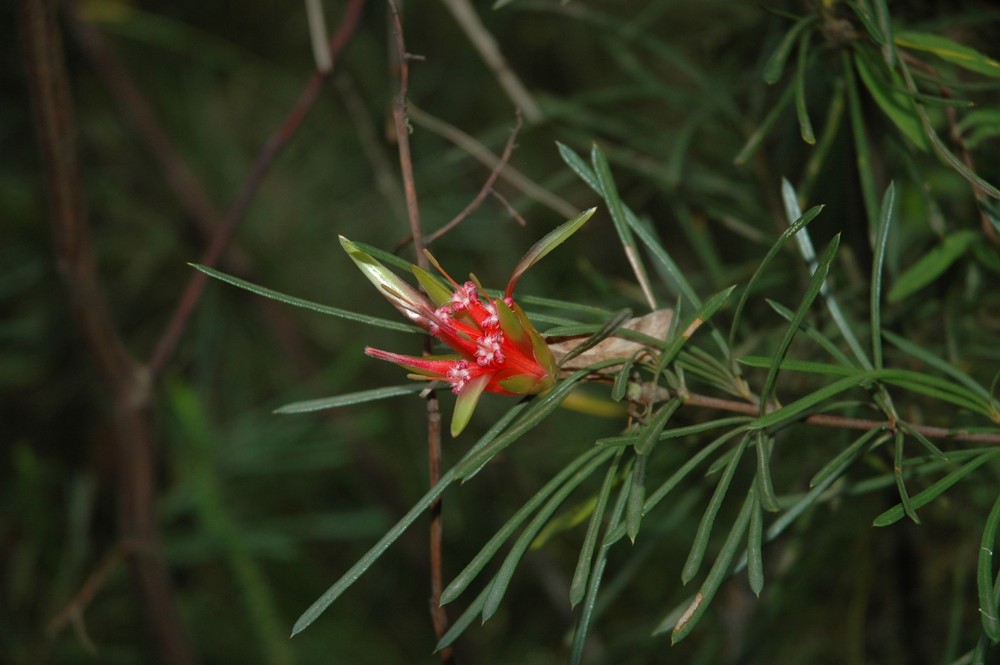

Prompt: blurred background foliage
xmin=5 ymin=0 xmax=1000 ymax=663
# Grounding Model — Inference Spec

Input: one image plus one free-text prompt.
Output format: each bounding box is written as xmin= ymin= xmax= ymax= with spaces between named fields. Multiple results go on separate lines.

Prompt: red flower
xmin=341 ymin=208 xmax=594 ymax=435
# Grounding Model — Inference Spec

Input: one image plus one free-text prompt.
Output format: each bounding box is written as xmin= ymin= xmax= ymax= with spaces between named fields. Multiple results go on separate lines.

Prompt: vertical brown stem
xmin=387 ymin=1 xmax=455 ymax=660
xmin=17 ymin=1 xmax=196 ymax=663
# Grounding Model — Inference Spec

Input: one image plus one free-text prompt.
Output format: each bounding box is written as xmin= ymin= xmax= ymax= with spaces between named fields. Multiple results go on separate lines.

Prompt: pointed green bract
xmin=498 ymin=374 xmax=545 ymax=394
xmin=411 ymin=265 xmax=453 ymax=306
xmin=496 ymin=297 xmax=527 ymax=346
xmin=452 ymin=374 xmax=490 ymax=437
xmin=506 ymin=208 xmax=596 ymax=298
xmin=340 ymin=236 xmax=430 ymax=325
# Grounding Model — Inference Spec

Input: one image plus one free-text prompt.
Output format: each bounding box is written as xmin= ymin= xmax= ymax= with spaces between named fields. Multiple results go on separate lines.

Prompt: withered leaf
xmin=546 ymin=309 xmax=674 ymax=374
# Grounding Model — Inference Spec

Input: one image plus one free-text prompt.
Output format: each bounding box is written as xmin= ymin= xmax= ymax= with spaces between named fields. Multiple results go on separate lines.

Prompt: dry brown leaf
xmin=546 ymin=308 xmax=674 ymax=374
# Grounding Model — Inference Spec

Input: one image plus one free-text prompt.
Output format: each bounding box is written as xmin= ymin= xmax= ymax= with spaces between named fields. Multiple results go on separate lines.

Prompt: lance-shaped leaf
xmin=506 ymin=208 xmax=596 ymax=298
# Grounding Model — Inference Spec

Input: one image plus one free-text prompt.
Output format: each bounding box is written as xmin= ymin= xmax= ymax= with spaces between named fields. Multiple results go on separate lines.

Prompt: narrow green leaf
xmin=798 ymin=79 xmax=845 ymax=203
xmin=591 ymin=145 xmax=657 ymax=309
xmin=727 ymin=204 xmax=824 ymax=354
xmin=568 ymin=462 xmax=633 ymax=665
xmin=871 ymin=182 xmax=896 ymax=369
xmin=291 ymin=402 xmax=528 ymax=635
xmin=556 ymin=141 xmax=601 ymax=192
xmin=274 ymin=383 xmax=429 ymax=414
xmin=191 ymin=263 xmax=416 ymax=333
xmin=794 ymin=34 xmax=816 ymax=144
xmin=569 ymin=450 xmax=623 ymax=607
xmin=443 ymin=446 xmax=608 ymax=605
xmin=556 ymin=308 xmax=633 ymax=368
xmin=597 ymin=417 xmax=751 ymax=448
xmin=506 ymin=208 xmax=596 ymax=297
xmin=681 ymin=433 xmax=750 ymax=584
xmin=742 ymin=360 xmax=993 ymax=419
xmin=740 ymin=356 xmax=857 ymax=376
xmin=558 ymin=142 xmax=711 ymax=332
xmin=763 ymin=15 xmax=817 ymax=84
xmin=455 ymin=368 xmax=597 ymax=480
xmin=899 ymin=421 xmax=947 ymax=461
xmin=887 ymin=230 xmax=978 ymax=303
xmin=978 ymin=493 xmax=1000 ymax=640
xmin=612 ymin=349 xmax=642 ymax=402
xmin=809 ymin=428 xmax=884 ymax=488
xmin=656 ymin=286 xmax=737 ymax=379
xmin=854 ymin=50 xmax=930 ymax=151
xmin=759 ymin=234 xmax=841 ymax=410
xmin=782 ymin=180 xmax=873 ymax=369
xmin=871 ymin=0 xmax=896 ymax=67
xmin=895 ymin=31 xmax=1000 ymax=78
xmin=626 ymin=453 xmax=648 ymax=543
xmin=435 ymin=585 xmax=488 ymax=652
xmin=733 ymin=82 xmax=795 ymax=165
xmin=765 ymin=299 xmax=857 ymax=369
xmin=873 ymin=449 xmax=1000 ymax=526
xmin=843 ymin=52 xmax=881 ymax=237
xmin=754 ymin=431 xmax=780 ymax=512
xmin=882 ymin=330 xmax=991 ymax=401
xmin=669 ymin=488 xmax=755 ymax=642
xmin=845 ymin=0 xmax=885 ymax=45
xmin=635 ymin=400 xmax=681 ymax=456
xmin=604 ymin=427 xmax=746 ymax=546
xmin=896 ymin=58 xmax=1000 ymax=199
xmin=893 ymin=430 xmax=922 ymax=524
xmin=747 ymin=484 xmax=765 ymax=596
xmin=481 ymin=448 xmax=617 ymax=620
xmin=750 ymin=374 xmax=870 ymax=430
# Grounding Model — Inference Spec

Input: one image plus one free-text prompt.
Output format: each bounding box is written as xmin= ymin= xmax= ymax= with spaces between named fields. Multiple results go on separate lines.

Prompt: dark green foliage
xmin=7 ymin=0 xmax=1000 ymax=663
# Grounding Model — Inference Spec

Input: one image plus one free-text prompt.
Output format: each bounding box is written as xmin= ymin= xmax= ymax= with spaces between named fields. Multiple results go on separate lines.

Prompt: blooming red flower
xmin=341 ymin=208 xmax=594 ymax=436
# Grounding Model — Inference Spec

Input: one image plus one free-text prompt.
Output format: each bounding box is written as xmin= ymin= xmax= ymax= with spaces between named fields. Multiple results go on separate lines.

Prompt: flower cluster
xmin=341 ymin=207 xmax=594 ymax=436
xmin=364 ymin=278 xmax=554 ymax=398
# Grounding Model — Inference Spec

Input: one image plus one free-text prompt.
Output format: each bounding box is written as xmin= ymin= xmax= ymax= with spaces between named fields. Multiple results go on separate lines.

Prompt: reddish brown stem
xmin=680 ymin=391 xmax=1000 ymax=444
xmin=387 ymin=2 xmax=456 ymax=661
xmin=147 ymin=0 xmax=367 ymax=379
xmin=18 ymin=1 xmax=195 ymax=662
xmin=423 ymin=111 xmax=524 ymax=246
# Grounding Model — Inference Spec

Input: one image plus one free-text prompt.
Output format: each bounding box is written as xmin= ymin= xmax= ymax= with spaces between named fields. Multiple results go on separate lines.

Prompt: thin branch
xmin=423 ymin=111 xmax=524 ymax=246
xmin=409 ymin=104 xmax=578 ymax=218
xmin=67 ymin=0 xmax=322 ymax=377
xmin=387 ymin=2 xmax=456 ymax=662
xmin=489 ymin=188 xmax=528 ymax=227
xmin=900 ymin=51 xmax=999 ymax=248
xmin=304 ymin=0 xmax=333 ymax=73
xmin=18 ymin=2 xmax=195 ymax=662
xmin=336 ymin=73 xmax=408 ymax=225
xmin=48 ymin=541 xmax=126 ymax=639
xmin=679 ymin=389 xmax=1000 ymax=444
xmin=147 ymin=0 xmax=367 ymax=379
xmin=438 ymin=0 xmax=542 ymax=123
xmin=65 ymin=2 xmax=218 ymax=236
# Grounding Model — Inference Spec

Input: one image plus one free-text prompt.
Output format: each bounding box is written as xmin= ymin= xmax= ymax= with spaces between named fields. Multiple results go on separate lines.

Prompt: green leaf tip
xmin=506 ymin=207 xmax=596 ymax=298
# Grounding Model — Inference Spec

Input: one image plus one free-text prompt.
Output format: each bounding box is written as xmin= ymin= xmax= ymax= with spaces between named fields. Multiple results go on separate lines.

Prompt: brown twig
xmin=146 ymin=0 xmax=367 ymax=379
xmin=48 ymin=540 xmax=126 ymax=639
xmin=408 ymin=104 xmax=578 ymax=218
xmin=18 ymin=1 xmax=196 ymax=662
xmin=66 ymin=2 xmax=318 ymax=377
xmin=678 ymin=390 xmax=1000 ymax=444
xmin=423 ymin=111 xmax=524 ymax=246
xmin=438 ymin=0 xmax=543 ymax=123
xmin=387 ymin=2 xmax=455 ymax=661
xmin=901 ymin=51 xmax=1000 ymax=248
xmin=490 ymin=188 xmax=528 ymax=227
